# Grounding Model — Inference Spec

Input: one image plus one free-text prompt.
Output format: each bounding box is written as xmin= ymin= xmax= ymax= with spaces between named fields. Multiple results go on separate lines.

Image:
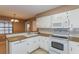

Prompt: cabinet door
xmin=69 ymin=45 xmax=79 ymax=54
xmin=39 ymin=36 xmax=49 ymax=51
xmin=0 ymin=41 xmax=6 ymax=54
xmin=20 ymin=39 xmax=28 ymax=53
xmin=43 ymin=37 xmax=50 ymax=51
xmin=51 ymin=12 xmax=68 ymax=28
xmin=31 ymin=37 xmax=39 ymax=51
xmin=9 ymin=41 xmax=21 ymax=54
xmin=39 ymin=36 xmax=45 ymax=49
xmin=68 ymin=9 xmax=79 ymax=28
xmin=26 ymin=41 xmax=32 ymax=53
xmin=26 ymin=37 xmax=39 ymax=53
xmin=9 ymin=40 xmax=28 ymax=54
xmin=36 ymin=16 xmax=51 ymax=28
xmin=42 ymin=16 xmax=51 ymax=28
xmin=69 ymin=41 xmax=79 ymax=54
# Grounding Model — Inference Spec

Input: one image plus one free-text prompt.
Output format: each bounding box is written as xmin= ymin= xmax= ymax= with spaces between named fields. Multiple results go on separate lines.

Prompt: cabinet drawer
xmin=0 ymin=41 xmax=6 ymax=46
xmin=0 ymin=41 xmax=6 ymax=54
xmin=0 ymin=46 xmax=6 ymax=54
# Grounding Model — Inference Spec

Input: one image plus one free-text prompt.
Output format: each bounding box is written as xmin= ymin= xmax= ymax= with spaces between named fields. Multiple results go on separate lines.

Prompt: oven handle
xmin=51 ymin=35 xmax=68 ymax=39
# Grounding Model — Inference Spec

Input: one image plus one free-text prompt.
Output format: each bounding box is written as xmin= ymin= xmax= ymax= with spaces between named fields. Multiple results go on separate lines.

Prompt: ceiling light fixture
xmin=11 ymin=14 xmax=19 ymax=22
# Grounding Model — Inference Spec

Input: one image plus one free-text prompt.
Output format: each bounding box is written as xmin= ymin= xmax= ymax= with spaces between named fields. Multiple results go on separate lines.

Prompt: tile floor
xmin=31 ymin=48 xmax=48 ymax=54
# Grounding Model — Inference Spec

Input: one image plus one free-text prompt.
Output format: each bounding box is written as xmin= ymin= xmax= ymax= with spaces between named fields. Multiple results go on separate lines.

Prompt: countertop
xmin=39 ymin=33 xmax=51 ymax=37
xmin=7 ymin=35 xmax=27 ymax=42
xmin=7 ymin=32 xmax=79 ymax=43
xmin=40 ymin=33 xmax=79 ymax=43
xmin=7 ymin=35 xmax=39 ymax=42
xmin=69 ymin=37 xmax=79 ymax=42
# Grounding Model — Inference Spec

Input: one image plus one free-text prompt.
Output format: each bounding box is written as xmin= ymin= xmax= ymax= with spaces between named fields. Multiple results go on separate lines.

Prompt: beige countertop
xmin=39 ymin=33 xmax=51 ymax=37
xmin=7 ymin=33 xmax=50 ymax=42
xmin=7 ymin=35 xmax=27 ymax=42
xmin=40 ymin=33 xmax=79 ymax=43
xmin=70 ymin=37 xmax=79 ymax=42
xmin=7 ymin=32 xmax=79 ymax=43
xmin=7 ymin=35 xmax=39 ymax=42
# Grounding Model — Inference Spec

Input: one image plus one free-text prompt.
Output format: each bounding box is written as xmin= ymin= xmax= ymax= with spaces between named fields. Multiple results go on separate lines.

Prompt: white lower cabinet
xmin=31 ymin=37 xmax=40 ymax=51
xmin=39 ymin=36 xmax=45 ymax=49
xmin=9 ymin=36 xmax=50 ymax=54
xmin=69 ymin=41 xmax=79 ymax=54
xmin=9 ymin=36 xmax=40 ymax=54
xmin=27 ymin=37 xmax=39 ymax=53
xmin=39 ymin=36 xmax=50 ymax=51
xmin=43 ymin=37 xmax=50 ymax=51
xmin=9 ymin=39 xmax=28 ymax=54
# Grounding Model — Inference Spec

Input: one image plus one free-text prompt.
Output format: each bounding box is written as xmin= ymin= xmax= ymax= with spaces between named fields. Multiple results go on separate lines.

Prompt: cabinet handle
xmin=27 ymin=43 xmax=29 ymax=45
xmin=77 ymin=45 xmax=79 ymax=46
xmin=71 ymin=47 xmax=72 ymax=51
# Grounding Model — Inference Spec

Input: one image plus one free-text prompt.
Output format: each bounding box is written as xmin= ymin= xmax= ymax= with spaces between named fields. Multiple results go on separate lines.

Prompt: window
xmin=0 ymin=20 xmax=12 ymax=34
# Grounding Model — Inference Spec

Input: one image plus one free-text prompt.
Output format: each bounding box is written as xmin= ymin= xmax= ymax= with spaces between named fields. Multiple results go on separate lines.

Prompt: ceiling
xmin=0 ymin=5 xmax=61 ymax=19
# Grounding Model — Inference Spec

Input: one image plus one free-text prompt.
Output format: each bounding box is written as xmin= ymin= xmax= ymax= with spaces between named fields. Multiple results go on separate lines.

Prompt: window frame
xmin=0 ymin=20 xmax=13 ymax=34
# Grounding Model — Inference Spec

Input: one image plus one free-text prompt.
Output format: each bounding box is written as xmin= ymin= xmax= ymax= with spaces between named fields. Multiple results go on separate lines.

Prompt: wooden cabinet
xmin=36 ymin=16 xmax=51 ymax=28
xmin=0 ymin=41 xmax=6 ymax=54
xmin=69 ymin=41 xmax=79 ymax=54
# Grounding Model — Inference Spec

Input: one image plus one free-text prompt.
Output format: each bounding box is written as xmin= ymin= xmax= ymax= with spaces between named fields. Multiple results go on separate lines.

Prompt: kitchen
xmin=0 ymin=5 xmax=79 ymax=54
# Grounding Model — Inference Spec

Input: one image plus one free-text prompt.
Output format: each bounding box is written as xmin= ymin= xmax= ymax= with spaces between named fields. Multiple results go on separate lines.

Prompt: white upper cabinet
xmin=51 ymin=12 xmax=69 ymax=28
xmin=36 ymin=8 xmax=79 ymax=28
xmin=68 ymin=9 xmax=79 ymax=28
xmin=36 ymin=15 xmax=51 ymax=28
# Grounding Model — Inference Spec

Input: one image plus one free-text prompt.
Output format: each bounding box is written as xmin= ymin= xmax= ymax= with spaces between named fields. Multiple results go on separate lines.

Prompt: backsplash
xmin=52 ymin=28 xmax=69 ymax=35
xmin=38 ymin=28 xmax=69 ymax=35
xmin=70 ymin=28 xmax=79 ymax=35
xmin=38 ymin=28 xmax=79 ymax=35
xmin=38 ymin=28 xmax=52 ymax=34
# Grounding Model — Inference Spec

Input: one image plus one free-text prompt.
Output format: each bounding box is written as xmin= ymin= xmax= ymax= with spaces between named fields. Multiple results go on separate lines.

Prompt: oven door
xmin=49 ymin=37 xmax=68 ymax=54
xmin=51 ymin=42 xmax=64 ymax=51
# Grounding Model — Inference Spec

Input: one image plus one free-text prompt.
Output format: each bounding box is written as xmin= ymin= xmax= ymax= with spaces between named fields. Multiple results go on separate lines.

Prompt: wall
xmin=37 ymin=5 xmax=79 ymax=17
xmin=25 ymin=17 xmax=37 ymax=32
xmin=0 ymin=16 xmax=25 ymax=33
xmin=13 ymin=20 xmax=25 ymax=33
xmin=29 ymin=17 xmax=37 ymax=32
